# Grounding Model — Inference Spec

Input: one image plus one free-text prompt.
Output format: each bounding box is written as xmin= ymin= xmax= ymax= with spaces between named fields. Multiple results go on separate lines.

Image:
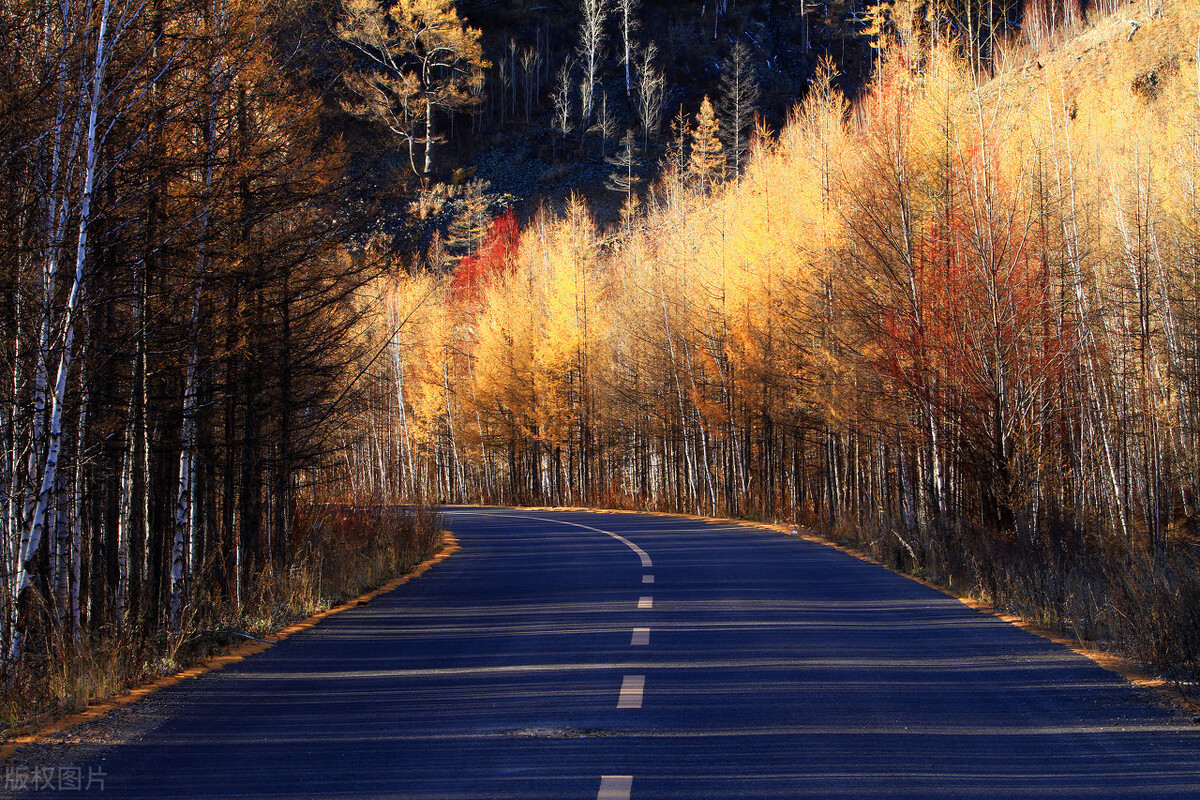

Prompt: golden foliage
xmin=372 ymin=0 xmax=1200 ymax=552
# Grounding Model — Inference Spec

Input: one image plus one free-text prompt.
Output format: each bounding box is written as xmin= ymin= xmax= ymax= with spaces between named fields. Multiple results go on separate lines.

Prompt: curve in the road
xmin=458 ymin=509 xmax=654 ymax=568
xmin=451 ymin=508 xmax=656 ymax=799
xmin=6 ymin=507 xmax=1200 ymax=800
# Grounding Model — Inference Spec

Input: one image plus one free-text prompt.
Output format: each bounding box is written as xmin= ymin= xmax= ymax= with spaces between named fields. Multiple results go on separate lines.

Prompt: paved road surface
xmin=8 ymin=508 xmax=1200 ymax=798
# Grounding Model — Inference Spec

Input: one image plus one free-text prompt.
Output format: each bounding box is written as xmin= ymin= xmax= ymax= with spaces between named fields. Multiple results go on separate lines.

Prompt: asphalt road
xmin=10 ymin=507 xmax=1200 ymax=798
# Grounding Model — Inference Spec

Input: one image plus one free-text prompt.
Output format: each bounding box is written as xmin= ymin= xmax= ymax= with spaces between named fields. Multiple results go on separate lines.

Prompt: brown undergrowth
xmin=0 ymin=503 xmax=441 ymax=742
xmin=825 ymin=514 xmax=1200 ymax=702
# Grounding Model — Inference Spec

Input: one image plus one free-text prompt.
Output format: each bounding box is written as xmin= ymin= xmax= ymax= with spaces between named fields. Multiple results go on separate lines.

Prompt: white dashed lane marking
xmin=457 ymin=510 xmax=651 ymax=798
xmin=597 ymin=775 xmax=633 ymax=800
xmin=617 ymin=675 xmax=645 ymax=708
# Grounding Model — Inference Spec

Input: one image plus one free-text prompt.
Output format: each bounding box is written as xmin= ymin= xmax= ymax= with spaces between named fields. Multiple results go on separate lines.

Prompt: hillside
xmin=328 ymin=0 xmax=880 ymax=254
xmin=989 ymin=0 xmax=1198 ymax=111
xmin=336 ymin=0 xmax=1200 ymax=259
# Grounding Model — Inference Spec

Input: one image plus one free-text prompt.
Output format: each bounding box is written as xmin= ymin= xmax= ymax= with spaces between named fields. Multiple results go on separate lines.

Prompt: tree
xmin=553 ymin=59 xmax=573 ymax=144
xmin=338 ymin=0 xmax=487 ymax=176
xmin=634 ymin=42 xmax=665 ymax=151
xmin=591 ymin=91 xmax=615 ymax=154
xmin=718 ymin=40 xmax=760 ymax=178
xmin=447 ymin=178 xmax=494 ymax=256
xmin=10 ymin=0 xmax=153 ymax=656
xmin=663 ymin=104 xmax=690 ymax=193
xmin=577 ymin=0 xmax=609 ymax=128
xmin=361 ymin=3 xmax=1200 ymax=692
xmin=520 ymin=46 xmax=540 ymax=122
xmin=450 ymin=209 xmax=520 ymax=305
xmin=617 ymin=0 xmax=640 ymax=99
xmin=0 ymin=0 xmax=380 ymax=670
xmin=605 ymin=129 xmax=644 ymax=206
xmin=689 ymin=95 xmax=724 ymax=191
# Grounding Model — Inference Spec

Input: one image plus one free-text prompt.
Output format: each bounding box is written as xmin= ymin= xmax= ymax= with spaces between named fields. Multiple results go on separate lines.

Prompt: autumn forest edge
xmin=3 ymin=0 xmax=1200 ymax=722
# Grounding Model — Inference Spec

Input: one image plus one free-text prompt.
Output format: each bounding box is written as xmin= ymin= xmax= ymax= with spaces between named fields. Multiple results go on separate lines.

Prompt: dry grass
xmin=987 ymin=0 xmax=1199 ymax=107
xmin=827 ymin=512 xmax=1200 ymax=697
xmin=0 ymin=503 xmax=442 ymax=741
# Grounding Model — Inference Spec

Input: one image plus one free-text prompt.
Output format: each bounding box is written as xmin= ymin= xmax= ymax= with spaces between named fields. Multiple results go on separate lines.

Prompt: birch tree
xmin=12 ymin=0 xmax=149 ymax=658
xmin=577 ymin=0 xmax=609 ymax=128
xmin=634 ymin=42 xmax=664 ymax=150
xmin=617 ymin=0 xmax=639 ymax=99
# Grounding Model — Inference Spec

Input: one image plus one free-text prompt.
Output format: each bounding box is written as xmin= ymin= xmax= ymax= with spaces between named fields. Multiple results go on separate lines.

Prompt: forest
xmin=3 ymin=0 xmax=1199 ymax=730
xmin=359 ymin=0 xmax=1200 ymax=685
xmin=0 ymin=0 xmax=443 ymax=724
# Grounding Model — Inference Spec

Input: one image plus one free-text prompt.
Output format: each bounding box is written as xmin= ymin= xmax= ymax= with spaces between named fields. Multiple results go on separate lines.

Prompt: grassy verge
xmin=821 ymin=515 xmax=1200 ymax=699
xmin=0 ymin=504 xmax=442 ymax=740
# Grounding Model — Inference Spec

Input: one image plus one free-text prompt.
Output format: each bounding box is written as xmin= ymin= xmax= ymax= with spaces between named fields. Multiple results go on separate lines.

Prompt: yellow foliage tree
xmin=688 ymin=95 xmax=725 ymax=191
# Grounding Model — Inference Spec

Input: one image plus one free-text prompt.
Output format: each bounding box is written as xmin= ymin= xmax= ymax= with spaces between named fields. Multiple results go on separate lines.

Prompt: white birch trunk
xmin=392 ymin=341 xmax=416 ymax=498
xmin=170 ymin=304 xmax=201 ymax=629
xmin=115 ymin=398 xmax=134 ymax=626
xmin=10 ymin=0 xmax=116 ymax=659
xmin=442 ymin=363 xmax=464 ymax=502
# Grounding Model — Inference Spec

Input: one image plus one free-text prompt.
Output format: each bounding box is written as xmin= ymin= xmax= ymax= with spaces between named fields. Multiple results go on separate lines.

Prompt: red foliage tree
xmin=451 ymin=209 xmax=520 ymax=305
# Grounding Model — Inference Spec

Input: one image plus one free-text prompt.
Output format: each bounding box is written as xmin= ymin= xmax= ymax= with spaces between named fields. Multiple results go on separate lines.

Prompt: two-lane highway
xmin=7 ymin=507 xmax=1200 ymax=798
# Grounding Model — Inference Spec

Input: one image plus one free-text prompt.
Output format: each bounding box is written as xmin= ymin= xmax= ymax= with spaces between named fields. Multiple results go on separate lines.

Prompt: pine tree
xmin=338 ymin=0 xmax=488 ymax=176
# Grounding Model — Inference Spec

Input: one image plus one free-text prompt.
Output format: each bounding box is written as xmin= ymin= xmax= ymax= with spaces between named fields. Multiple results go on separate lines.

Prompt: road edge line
xmin=501 ymin=504 xmax=1200 ymax=718
xmin=749 ymin=521 xmax=1200 ymax=714
xmin=0 ymin=530 xmax=461 ymax=761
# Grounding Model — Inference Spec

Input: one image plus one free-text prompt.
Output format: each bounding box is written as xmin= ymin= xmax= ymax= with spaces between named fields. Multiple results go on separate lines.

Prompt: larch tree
xmin=297 ymin=0 xmax=1200 ymax=698
xmin=689 ymin=96 xmax=724 ymax=192
xmin=718 ymin=40 xmax=760 ymax=178
xmin=0 ymin=0 xmax=384 ymax=673
xmin=447 ymin=178 xmax=494 ymax=256
xmin=605 ymin=128 xmax=644 ymax=207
